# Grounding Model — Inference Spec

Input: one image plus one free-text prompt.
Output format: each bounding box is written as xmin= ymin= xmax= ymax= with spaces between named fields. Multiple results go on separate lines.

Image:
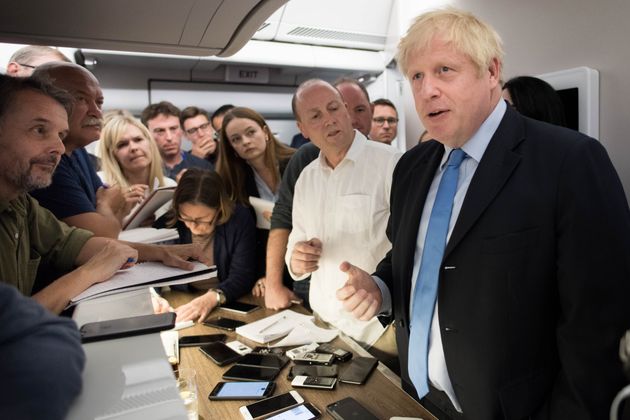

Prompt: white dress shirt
xmin=409 ymin=100 xmax=507 ymax=411
xmin=287 ymin=131 xmax=402 ymax=346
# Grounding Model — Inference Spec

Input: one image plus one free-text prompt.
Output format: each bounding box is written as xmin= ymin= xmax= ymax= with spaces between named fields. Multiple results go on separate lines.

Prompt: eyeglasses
xmin=17 ymin=62 xmax=36 ymax=69
xmin=372 ymin=117 xmax=399 ymax=126
xmin=185 ymin=121 xmax=214 ymax=137
xmin=178 ymin=212 xmax=216 ymax=228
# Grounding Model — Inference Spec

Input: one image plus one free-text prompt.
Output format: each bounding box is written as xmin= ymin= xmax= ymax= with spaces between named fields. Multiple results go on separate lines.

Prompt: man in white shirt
xmin=286 ymin=79 xmax=401 ymax=350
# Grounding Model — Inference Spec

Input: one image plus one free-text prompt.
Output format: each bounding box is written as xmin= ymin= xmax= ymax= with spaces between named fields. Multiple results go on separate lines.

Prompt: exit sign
xmin=225 ymin=66 xmax=270 ymax=84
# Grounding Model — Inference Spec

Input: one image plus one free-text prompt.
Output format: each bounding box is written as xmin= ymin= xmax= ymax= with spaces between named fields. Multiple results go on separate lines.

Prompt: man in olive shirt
xmin=0 ymin=74 xmax=197 ymax=314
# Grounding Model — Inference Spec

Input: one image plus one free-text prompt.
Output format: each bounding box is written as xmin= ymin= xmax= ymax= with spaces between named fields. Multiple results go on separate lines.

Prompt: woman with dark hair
xmin=502 ymin=76 xmax=567 ymax=127
xmin=217 ymin=107 xmax=295 ymax=205
xmin=163 ymin=168 xmax=257 ymax=321
xmin=216 ymin=107 xmax=295 ymax=281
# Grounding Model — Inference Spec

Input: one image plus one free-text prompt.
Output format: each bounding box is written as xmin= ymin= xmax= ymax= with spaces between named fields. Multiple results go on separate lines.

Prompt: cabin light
xmin=83 ymin=57 xmax=98 ymax=69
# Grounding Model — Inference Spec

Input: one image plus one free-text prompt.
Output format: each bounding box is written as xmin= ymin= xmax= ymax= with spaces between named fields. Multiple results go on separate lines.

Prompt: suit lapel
xmin=444 ymin=107 xmax=525 ymax=257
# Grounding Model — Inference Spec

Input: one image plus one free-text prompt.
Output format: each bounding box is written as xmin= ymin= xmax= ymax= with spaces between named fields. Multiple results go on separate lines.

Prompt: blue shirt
xmin=164 ymin=151 xmax=213 ymax=180
xmin=31 ymin=148 xmax=103 ymax=219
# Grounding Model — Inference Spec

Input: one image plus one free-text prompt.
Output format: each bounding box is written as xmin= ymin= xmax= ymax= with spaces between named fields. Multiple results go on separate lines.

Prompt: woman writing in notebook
xmin=165 ymin=169 xmax=257 ymax=321
xmin=99 ymin=112 xmax=177 ymax=223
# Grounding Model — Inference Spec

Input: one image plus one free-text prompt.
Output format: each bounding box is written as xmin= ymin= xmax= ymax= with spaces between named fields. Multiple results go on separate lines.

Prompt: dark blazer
xmin=158 ymin=204 xmax=257 ymax=302
xmin=374 ymin=105 xmax=630 ymax=419
xmin=244 ymin=157 xmax=292 ymax=280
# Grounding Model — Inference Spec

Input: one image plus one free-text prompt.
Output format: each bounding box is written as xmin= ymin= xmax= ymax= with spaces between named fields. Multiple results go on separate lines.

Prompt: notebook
xmin=123 ymin=186 xmax=176 ymax=230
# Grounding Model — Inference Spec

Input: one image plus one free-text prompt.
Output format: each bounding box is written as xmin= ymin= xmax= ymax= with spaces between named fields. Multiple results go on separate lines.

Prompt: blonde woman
xmin=98 ymin=113 xmax=176 ymax=223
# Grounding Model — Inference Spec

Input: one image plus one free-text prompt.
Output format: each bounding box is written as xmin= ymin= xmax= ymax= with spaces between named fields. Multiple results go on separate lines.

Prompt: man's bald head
xmin=32 ymin=62 xmax=104 ymax=152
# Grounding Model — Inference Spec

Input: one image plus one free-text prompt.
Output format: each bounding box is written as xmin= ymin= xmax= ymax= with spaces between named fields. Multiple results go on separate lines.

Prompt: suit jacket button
xmin=398 ymin=320 xmax=405 ymax=328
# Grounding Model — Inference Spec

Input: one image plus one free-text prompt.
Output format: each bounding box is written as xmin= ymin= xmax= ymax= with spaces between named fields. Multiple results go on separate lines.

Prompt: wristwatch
xmin=214 ymin=289 xmax=226 ymax=306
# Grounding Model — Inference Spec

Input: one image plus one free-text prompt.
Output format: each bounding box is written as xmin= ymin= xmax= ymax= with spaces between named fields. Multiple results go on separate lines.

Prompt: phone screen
xmin=199 ymin=342 xmax=241 ymax=366
xmin=213 ymin=381 xmax=272 ymax=398
xmin=239 ymin=353 xmax=289 ymax=369
xmin=339 ymin=357 xmax=377 ymax=384
xmin=265 ymin=403 xmax=320 ymax=420
xmin=244 ymin=392 xmax=301 ymax=418
xmin=203 ymin=317 xmax=246 ymax=331
xmin=221 ymin=301 xmax=260 ymax=314
xmin=223 ymin=364 xmax=280 ymax=381
xmin=179 ymin=334 xmax=226 ymax=347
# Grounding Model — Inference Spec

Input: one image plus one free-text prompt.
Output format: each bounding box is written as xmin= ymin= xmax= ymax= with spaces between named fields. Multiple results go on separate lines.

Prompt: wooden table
xmin=164 ymin=289 xmax=436 ymax=420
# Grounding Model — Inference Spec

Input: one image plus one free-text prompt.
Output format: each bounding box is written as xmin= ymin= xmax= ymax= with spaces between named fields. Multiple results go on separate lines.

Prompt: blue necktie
xmin=408 ymin=148 xmax=467 ymax=398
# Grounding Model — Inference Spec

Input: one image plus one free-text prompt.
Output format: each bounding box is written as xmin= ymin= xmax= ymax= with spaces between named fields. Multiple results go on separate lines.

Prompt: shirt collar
xmin=441 ymin=99 xmax=507 ymax=167
xmin=317 ymin=130 xmax=367 ymax=169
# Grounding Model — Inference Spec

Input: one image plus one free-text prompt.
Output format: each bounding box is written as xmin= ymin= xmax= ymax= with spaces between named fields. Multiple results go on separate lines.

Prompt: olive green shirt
xmin=0 ymin=194 xmax=93 ymax=295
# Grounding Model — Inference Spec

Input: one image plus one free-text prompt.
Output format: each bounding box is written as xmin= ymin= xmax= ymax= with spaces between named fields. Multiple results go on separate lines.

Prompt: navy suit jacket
xmin=162 ymin=204 xmax=257 ymax=301
xmin=374 ymin=105 xmax=630 ymax=419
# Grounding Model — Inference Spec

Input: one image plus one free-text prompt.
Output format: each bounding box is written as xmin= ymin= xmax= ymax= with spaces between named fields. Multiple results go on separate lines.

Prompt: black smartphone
xmin=199 ymin=341 xmax=242 ymax=366
xmin=178 ymin=333 xmax=226 ymax=347
xmin=238 ymin=353 xmax=289 ymax=369
xmin=264 ymin=403 xmax=321 ymax=420
xmin=287 ymin=365 xmax=338 ymax=380
xmin=208 ymin=381 xmax=275 ymax=400
xmin=339 ymin=357 xmax=378 ymax=385
xmin=222 ymin=364 xmax=281 ymax=382
xmin=203 ymin=316 xmax=246 ymax=331
xmin=239 ymin=390 xmax=304 ymax=420
xmin=316 ymin=343 xmax=352 ymax=362
xmin=326 ymin=397 xmax=379 ymax=420
xmin=220 ymin=300 xmax=260 ymax=315
xmin=291 ymin=375 xmax=337 ymax=390
xmin=80 ymin=312 xmax=176 ymax=343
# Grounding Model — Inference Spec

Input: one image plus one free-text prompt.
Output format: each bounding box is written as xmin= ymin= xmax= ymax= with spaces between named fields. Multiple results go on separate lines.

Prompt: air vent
xmin=287 ymin=26 xmax=385 ymax=45
xmin=258 ymin=22 xmax=271 ymax=32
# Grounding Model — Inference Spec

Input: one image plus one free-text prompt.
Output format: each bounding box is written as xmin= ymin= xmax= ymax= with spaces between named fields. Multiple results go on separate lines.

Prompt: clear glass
xmin=176 ymin=368 xmax=198 ymax=420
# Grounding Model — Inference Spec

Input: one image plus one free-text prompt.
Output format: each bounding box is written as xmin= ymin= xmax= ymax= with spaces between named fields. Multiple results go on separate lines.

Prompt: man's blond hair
xmin=397 ymin=7 xmax=504 ymax=80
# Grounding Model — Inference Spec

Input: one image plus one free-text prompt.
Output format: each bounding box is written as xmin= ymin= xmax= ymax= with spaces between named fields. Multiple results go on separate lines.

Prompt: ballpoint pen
xmin=258 ymin=315 xmax=286 ymax=334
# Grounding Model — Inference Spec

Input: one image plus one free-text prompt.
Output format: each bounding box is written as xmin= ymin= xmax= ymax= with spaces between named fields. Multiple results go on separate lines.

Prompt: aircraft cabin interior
xmin=1 ymin=0 xmax=629 ymax=419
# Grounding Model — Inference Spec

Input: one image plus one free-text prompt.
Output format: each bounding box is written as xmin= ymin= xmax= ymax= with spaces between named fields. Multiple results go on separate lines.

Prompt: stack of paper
xmin=235 ymin=309 xmax=337 ymax=345
xmin=119 ymin=227 xmax=179 ymax=244
xmin=70 ymin=262 xmax=216 ymax=306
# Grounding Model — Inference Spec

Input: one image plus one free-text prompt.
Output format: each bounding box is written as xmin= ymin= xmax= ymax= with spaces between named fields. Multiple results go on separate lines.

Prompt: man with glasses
xmin=181 ymin=106 xmax=219 ymax=166
xmin=141 ymin=101 xmax=212 ymax=180
xmin=6 ymin=45 xmax=70 ymax=77
xmin=370 ymin=98 xmax=399 ymax=145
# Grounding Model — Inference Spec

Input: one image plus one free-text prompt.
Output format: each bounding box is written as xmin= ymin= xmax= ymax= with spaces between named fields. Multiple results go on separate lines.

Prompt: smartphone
xmin=339 ymin=357 xmax=378 ymax=385
xmin=238 ymin=353 xmax=289 ymax=369
xmin=199 ymin=341 xmax=242 ymax=366
xmin=223 ymin=364 xmax=281 ymax=382
xmin=291 ymin=375 xmax=337 ymax=390
xmin=264 ymin=403 xmax=321 ymax=420
xmin=203 ymin=316 xmax=246 ymax=331
xmin=316 ymin=343 xmax=352 ymax=362
xmin=239 ymin=390 xmax=304 ymax=420
xmin=80 ymin=312 xmax=176 ymax=343
xmin=178 ymin=333 xmax=226 ymax=347
xmin=208 ymin=381 xmax=275 ymax=400
xmin=221 ymin=300 xmax=260 ymax=315
xmin=287 ymin=365 xmax=338 ymax=380
xmin=326 ymin=397 xmax=379 ymax=420
xmin=292 ymin=352 xmax=335 ymax=366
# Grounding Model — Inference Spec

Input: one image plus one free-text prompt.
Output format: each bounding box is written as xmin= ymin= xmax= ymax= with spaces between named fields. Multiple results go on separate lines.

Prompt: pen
xmin=258 ymin=315 xmax=286 ymax=334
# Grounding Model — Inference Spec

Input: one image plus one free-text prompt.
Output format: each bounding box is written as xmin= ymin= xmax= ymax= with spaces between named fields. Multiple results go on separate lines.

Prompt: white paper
xmin=248 ymin=196 xmax=274 ymax=230
xmin=271 ymin=320 xmax=338 ymax=347
xmin=123 ymin=186 xmax=175 ymax=230
xmin=71 ymin=262 xmax=216 ymax=304
xmin=235 ymin=309 xmax=313 ymax=343
xmin=119 ymin=228 xmax=179 ymax=244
